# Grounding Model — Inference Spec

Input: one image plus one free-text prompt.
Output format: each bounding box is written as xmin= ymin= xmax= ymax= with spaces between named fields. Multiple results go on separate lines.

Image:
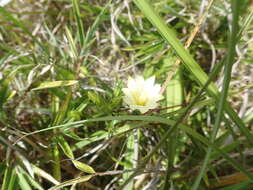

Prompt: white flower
xmin=123 ymin=76 xmax=163 ymax=113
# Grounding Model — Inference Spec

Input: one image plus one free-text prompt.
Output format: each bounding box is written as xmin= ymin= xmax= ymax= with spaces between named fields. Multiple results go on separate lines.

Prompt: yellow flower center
xmin=132 ymin=90 xmax=148 ymax=106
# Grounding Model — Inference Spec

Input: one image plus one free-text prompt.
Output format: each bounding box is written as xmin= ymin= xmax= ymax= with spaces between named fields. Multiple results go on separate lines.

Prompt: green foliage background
xmin=1 ymin=0 xmax=253 ymax=189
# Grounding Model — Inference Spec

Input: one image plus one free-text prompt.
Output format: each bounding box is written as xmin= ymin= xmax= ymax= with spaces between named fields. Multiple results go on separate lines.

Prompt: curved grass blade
xmin=15 ymin=115 xmax=182 ymax=142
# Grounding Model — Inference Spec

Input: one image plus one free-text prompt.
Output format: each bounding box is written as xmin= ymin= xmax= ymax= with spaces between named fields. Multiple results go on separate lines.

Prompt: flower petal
xmin=145 ymin=76 xmax=155 ymax=87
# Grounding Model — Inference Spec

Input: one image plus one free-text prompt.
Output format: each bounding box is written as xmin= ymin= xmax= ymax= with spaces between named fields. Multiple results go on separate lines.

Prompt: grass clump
xmin=1 ymin=0 xmax=253 ymax=189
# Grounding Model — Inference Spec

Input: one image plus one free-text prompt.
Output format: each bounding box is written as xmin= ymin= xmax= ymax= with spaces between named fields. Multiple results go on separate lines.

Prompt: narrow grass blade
xmin=2 ymin=166 xmax=17 ymax=190
xmin=192 ymin=1 xmax=241 ymax=189
xmin=72 ymin=0 xmax=85 ymax=46
xmin=16 ymin=115 xmax=183 ymax=141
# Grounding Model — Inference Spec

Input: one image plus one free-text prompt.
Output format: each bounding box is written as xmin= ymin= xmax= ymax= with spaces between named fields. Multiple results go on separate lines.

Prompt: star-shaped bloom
xmin=122 ymin=76 xmax=163 ymax=113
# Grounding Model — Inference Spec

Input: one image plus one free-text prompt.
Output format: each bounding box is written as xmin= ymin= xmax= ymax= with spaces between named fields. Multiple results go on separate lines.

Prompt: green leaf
xmin=72 ymin=160 xmax=95 ymax=174
xmin=56 ymin=135 xmax=74 ymax=159
xmin=48 ymin=175 xmax=92 ymax=190
xmin=32 ymin=80 xmax=78 ymax=90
